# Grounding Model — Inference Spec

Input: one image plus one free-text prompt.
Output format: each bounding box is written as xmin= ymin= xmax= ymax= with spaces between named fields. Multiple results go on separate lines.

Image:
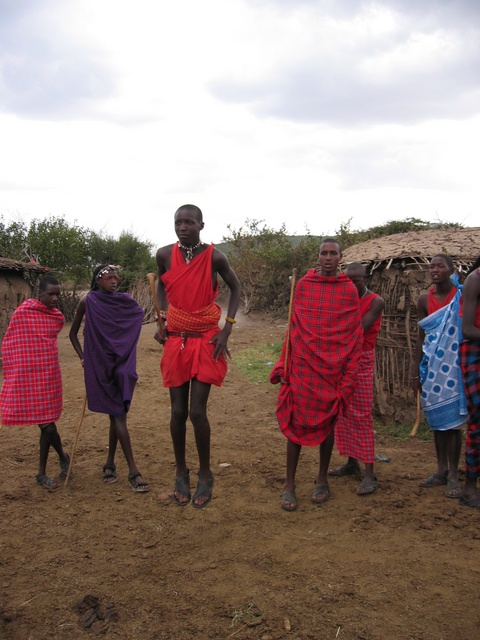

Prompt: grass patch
xmin=376 ymin=420 xmax=432 ymax=441
xmin=233 ymin=341 xmax=283 ymax=383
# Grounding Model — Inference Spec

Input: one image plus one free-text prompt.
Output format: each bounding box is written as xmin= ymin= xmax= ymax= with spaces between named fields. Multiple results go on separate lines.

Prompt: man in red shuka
xmin=156 ymin=204 xmax=241 ymax=509
xmin=270 ymin=239 xmax=363 ymax=511
xmin=330 ymin=262 xmax=384 ymax=495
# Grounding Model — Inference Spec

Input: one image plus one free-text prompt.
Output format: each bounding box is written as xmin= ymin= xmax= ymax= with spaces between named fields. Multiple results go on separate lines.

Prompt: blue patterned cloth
xmin=419 ymin=286 xmax=467 ymax=430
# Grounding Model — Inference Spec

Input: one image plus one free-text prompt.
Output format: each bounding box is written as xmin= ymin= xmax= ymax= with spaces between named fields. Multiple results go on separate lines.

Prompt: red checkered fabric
xmin=270 ymin=270 xmax=363 ymax=446
xmin=334 ymin=349 xmax=375 ymax=463
xmin=0 ymin=299 xmax=64 ymax=425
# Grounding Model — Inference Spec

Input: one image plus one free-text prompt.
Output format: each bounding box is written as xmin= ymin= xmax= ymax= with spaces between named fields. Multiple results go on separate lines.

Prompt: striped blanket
xmin=0 ymin=299 xmax=64 ymax=425
xmin=419 ymin=287 xmax=467 ymax=430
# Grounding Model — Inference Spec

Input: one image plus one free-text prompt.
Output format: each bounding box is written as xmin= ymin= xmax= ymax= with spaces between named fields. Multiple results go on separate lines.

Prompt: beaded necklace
xmin=178 ymin=240 xmax=203 ymax=264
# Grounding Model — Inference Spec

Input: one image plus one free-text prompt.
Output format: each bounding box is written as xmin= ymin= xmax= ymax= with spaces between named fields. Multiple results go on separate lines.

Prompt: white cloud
xmin=0 ymin=0 xmax=478 ymax=251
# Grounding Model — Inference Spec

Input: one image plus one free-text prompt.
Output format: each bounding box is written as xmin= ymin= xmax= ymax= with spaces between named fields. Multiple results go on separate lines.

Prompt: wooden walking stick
xmin=284 ymin=268 xmax=297 ymax=376
xmin=410 ymin=391 xmax=421 ymax=438
xmin=64 ymin=393 xmax=87 ymax=487
xmin=147 ymin=272 xmax=166 ymax=340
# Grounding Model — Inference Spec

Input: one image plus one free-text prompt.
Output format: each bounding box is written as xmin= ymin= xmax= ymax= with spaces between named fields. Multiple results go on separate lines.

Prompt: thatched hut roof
xmin=341 ymin=227 xmax=480 ymax=270
xmin=0 ymin=257 xmax=48 ymax=274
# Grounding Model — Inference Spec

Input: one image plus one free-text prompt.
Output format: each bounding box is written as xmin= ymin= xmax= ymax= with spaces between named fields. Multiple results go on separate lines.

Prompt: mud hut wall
xmin=0 ymin=272 xmax=32 ymax=345
xmin=368 ymin=264 xmax=433 ymax=422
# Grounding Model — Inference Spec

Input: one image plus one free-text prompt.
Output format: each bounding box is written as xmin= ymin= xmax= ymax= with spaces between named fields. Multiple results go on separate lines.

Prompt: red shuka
xmin=270 ymin=270 xmax=363 ymax=446
xmin=0 ymin=299 xmax=64 ymax=426
xmin=160 ymin=244 xmax=227 ymax=388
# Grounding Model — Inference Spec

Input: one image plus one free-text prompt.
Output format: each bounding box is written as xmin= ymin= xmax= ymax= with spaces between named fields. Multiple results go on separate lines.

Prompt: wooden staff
xmin=147 ymin=272 xmax=166 ymax=340
xmin=410 ymin=391 xmax=421 ymax=438
xmin=284 ymin=268 xmax=297 ymax=376
xmin=64 ymin=393 xmax=87 ymax=487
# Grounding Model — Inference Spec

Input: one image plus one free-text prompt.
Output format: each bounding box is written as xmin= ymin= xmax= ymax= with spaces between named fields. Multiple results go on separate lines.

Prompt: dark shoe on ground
xmin=312 ymin=484 xmax=330 ymax=504
xmin=280 ymin=490 xmax=298 ymax=512
xmin=59 ymin=454 xmax=71 ymax=480
xmin=171 ymin=469 xmax=191 ymax=506
xmin=418 ymin=472 xmax=447 ymax=488
xmin=356 ymin=477 xmax=379 ymax=495
xmin=192 ymin=475 xmax=214 ymax=509
xmin=329 ymin=460 xmax=360 ymax=477
xmin=128 ymin=472 xmax=149 ymax=493
xmin=459 ymin=495 xmax=480 ymax=510
xmin=36 ymin=474 xmax=60 ymax=492
xmin=102 ymin=464 xmax=118 ymax=484
xmin=445 ymin=478 xmax=461 ymax=499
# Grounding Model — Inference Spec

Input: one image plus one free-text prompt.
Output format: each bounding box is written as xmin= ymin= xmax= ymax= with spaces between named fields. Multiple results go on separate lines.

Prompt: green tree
xmin=27 ymin=216 xmax=93 ymax=284
xmin=0 ymin=217 xmax=28 ymax=260
xmin=88 ymin=231 xmax=156 ymax=289
xmin=223 ymin=220 xmax=319 ymax=313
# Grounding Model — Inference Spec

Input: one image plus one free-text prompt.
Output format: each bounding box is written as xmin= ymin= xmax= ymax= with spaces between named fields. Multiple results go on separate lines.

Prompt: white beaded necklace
xmin=178 ymin=240 xmax=203 ymax=264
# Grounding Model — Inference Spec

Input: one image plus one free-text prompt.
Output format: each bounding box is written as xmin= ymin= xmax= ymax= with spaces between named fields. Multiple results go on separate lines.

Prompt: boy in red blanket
xmin=156 ymin=204 xmax=241 ymax=508
xmin=330 ymin=262 xmax=384 ymax=495
xmin=270 ymin=240 xmax=363 ymax=511
xmin=0 ymin=276 xmax=70 ymax=492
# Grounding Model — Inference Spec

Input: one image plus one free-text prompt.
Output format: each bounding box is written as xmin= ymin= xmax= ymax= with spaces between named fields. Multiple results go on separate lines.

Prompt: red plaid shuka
xmin=460 ymin=340 xmax=480 ymax=480
xmin=161 ymin=243 xmax=226 ymax=388
xmin=334 ymin=349 xmax=375 ymax=462
xmin=334 ymin=292 xmax=382 ymax=461
xmin=0 ymin=299 xmax=64 ymax=426
xmin=270 ymin=270 xmax=363 ymax=446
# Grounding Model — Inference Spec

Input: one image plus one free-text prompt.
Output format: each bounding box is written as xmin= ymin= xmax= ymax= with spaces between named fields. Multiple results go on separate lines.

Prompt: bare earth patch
xmin=0 ymin=313 xmax=478 ymax=639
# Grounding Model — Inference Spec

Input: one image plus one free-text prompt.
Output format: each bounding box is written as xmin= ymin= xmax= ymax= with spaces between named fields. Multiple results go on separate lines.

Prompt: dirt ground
xmin=1 ymin=312 xmax=479 ymax=640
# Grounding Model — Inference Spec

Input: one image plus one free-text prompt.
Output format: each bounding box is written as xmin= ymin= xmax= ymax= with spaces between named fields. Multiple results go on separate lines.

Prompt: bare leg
xmin=316 ymin=429 xmax=334 ymax=487
xmin=312 ymin=429 xmax=334 ymax=503
xmin=446 ymin=430 xmax=462 ymax=481
xmin=284 ymin=439 xmax=302 ymax=493
xmin=38 ymin=422 xmax=68 ymax=477
xmin=109 ymin=414 xmax=146 ymax=485
xmin=169 ymin=383 xmax=190 ymax=504
xmin=434 ymin=431 xmax=449 ymax=476
xmin=105 ymin=416 xmax=119 ymax=469
xmin=281 ymin=439 xmax=301 ymax=510
xmin=363 ymin=462 xmax=376 ymax=482
xmin=190 ymin=379 xmax=213 ymax=507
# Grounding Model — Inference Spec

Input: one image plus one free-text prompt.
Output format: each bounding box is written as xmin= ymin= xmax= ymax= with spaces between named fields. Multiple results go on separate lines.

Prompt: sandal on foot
xmin=59 ymin=454 xmax=71 ymax=480
xmin=445 ymin=478 xmax=461 ymax=499
xmin=128 ymin=472 xmax=149 ymax=493
xmin=36 ymin=474 xmax=60 ymax=492
xmin=312 ymin=484 xmax=330 ymax=504
xmin=459 ymin=495 xmax=480 ymax=510
xmin=102 ymin=464 xmax=118 ymax=484
xmin=418 ymin=472 xmax=447 ymax=488
xmin=280 ymin=490 xmax=298 ymax=512
xmin=356 ymin=477 xmax=379 ymax=495
xmin=329 ymin=460 xmax=360 ymax=477
xmin=171 ymin=469 xmax=191 ymax=506
xmin=192 ymin=475 xmax=214 ymax=509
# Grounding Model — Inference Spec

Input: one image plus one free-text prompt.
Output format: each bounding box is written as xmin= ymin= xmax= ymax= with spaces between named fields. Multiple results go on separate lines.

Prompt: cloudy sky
xmin=0 ymin=0 xmax=479 ymax=249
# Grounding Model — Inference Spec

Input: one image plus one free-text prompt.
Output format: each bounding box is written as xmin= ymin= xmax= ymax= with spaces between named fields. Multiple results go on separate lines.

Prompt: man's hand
xmin=210 ymin=327 xmax=232 ymax=362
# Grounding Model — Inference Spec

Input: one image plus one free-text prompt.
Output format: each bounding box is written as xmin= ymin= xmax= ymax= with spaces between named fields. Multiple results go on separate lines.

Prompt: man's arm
xmin=154 ymin=246 xmax=171 ymax=344
xmin=210 ymin=249 xmax=242 ymax=360
xmin=411 ymin=293 xmax=428 ymax=392
xmin=69 ymin=297 xmax=87 ymax=363
xmin=362 ymin=296 xmax=384 ymax=332
xmin=462 ymin=269 xmax=480 ymax=341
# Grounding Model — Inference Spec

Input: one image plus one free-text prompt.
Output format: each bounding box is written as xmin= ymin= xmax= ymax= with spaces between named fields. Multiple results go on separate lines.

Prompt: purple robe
xmin=84 ymin=290 xmax=144 ymax=416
